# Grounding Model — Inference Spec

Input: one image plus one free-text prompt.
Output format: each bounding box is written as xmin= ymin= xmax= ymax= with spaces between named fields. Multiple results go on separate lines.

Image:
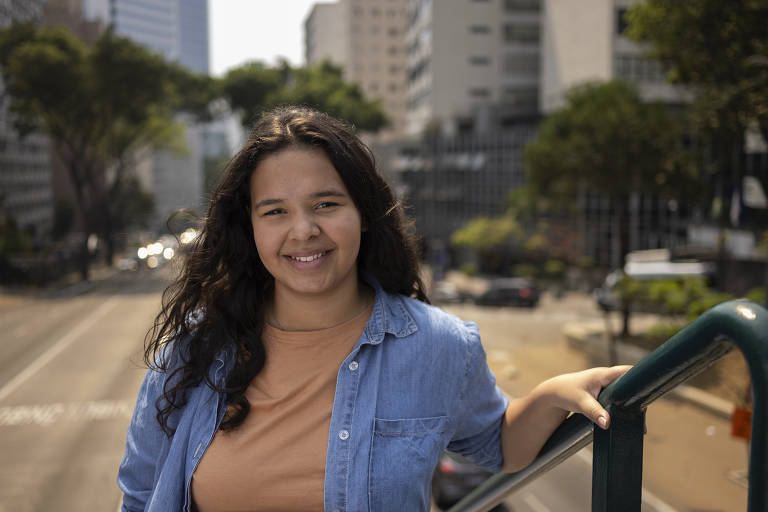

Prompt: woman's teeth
xmin=291 ymin=252 xmax=325 ymax=262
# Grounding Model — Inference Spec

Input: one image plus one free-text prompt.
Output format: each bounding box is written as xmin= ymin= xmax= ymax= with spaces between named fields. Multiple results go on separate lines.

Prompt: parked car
xmin=475 ymin=278 xmax=539 ymax=308
xmin=432 ymin=451 xmax=510 ymax=511
xmin=431 ymin=280 xmax=471 ymax=304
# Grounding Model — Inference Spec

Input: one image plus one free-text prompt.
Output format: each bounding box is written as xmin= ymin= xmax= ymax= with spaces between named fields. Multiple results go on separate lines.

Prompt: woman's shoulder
xmin=397 ymin=294 xmax=480 ymax=346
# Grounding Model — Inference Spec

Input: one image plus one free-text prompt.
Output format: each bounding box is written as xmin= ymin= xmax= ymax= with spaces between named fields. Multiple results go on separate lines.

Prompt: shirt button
xmin=338 ymin=429 xmax=350 ymax=440
xmin=348 ymin=361 xmax=359 ymax=371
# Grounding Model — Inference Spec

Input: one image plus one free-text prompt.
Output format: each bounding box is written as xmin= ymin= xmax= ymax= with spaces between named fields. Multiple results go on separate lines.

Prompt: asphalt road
xmin=0 ymin=269 xmax=166 ymax=512
xmin=0 ymin=270 xmax=748 ymax=511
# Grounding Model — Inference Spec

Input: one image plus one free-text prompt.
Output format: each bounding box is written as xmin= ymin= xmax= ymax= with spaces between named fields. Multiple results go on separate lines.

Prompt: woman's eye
xmin=316 ymin=202 xmax=338 ymax=210
xmin=263 ymin=208 xmax=284 ymax=216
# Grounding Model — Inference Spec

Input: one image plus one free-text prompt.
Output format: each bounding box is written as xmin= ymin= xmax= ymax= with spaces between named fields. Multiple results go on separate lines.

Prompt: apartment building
xmin=0 ymin=0 xmax=53 ymax=242
xmin=540 ymin=0 xmax=687 ymax=112
xmin=404 ymin=0 xmax=541 ymax=136
xmin=305 ymin=0 xmax=408 ymax=138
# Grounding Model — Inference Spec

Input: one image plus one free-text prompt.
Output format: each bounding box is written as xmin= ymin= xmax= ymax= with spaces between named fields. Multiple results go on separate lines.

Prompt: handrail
xmin=449 ymin=299 xmax=768 ymax=512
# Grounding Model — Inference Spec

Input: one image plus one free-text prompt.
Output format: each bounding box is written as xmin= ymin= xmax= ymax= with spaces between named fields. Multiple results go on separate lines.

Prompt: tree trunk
xmin=615 ymin=196 xmax=631 ymax=338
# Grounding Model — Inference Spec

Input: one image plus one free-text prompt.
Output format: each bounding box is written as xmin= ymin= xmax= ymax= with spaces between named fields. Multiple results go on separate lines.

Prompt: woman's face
xmin=249 ymin=145 xmax=363 ymax=302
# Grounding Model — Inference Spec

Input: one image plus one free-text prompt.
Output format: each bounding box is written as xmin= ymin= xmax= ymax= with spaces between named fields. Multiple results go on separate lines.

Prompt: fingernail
xmin=598 ymin=416 xmax=608 ymax=429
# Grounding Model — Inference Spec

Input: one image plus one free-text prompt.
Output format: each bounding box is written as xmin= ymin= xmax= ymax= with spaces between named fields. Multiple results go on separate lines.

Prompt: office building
xmin=0 ymin=0 xmax=53 ymax=242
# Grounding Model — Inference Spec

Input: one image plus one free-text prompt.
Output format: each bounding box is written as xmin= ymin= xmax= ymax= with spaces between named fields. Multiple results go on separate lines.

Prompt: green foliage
xmin=617 ymin=276 xmax=735 ymax=321
xmin=268 ymin=61 xmax=388 ymax=132
xmin=627 ymin=0 xmax=768 ymax=141
xmin=459 ymin=262 xmax=479 ymax=276
xmin=512 ymin=264 xmax=537 ymax=278
xmin=450 ymin=214 xmax=522 ymax=251
xmin=525 ymin=80 xmax=699 ymax=204
xmin=0 ymin=24 xmax=206 ymax=270
xmin=221 ymin=59 xmax=388 ymax=132
xmin=745 ymin=287 xmax=766 ymax=306
xmin=220 ymin=60 xmax=288 ymax=127
xmin=0 ymin=216 xmax=30 ymax=255
xmin=544 ymin=259 xmax=565 ymax=278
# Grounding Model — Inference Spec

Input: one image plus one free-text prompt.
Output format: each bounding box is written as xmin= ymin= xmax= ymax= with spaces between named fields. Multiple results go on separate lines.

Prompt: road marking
xmin=0 ymin=399 xmax=133 ymax=427
xmin=523 ymin=493 xmax=550 ymax=512
xmin=0 ymin=295 xmax=120 ymax=403
xmin=575 ymin=449 xmax=679 ymax=512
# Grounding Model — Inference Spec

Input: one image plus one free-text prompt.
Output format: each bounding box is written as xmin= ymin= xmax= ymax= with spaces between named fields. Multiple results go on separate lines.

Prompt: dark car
xmin=431 ymin=451 xmax=510 ymax=511
xmin=474 ymin=278 xmax=539 ymax=308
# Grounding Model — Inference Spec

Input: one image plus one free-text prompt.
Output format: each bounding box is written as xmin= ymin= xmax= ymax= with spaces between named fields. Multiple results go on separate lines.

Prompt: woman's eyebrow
xmin=252 ymin=189 xmax=347 ymax=210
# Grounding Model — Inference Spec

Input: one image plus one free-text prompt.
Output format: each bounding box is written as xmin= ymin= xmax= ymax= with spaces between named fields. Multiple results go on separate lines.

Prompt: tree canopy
xmin=0 ymin=24 xmax=204 ymax=277
xmin=221 ymin=59 xmax=388 ymax=132
xmin=627 ymin=0 xmax=768 ymax=143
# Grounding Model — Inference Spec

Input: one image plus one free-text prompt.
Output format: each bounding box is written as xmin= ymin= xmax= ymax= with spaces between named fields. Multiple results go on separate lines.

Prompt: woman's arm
xmin=500 ymin=366 xmax=631 ymax=473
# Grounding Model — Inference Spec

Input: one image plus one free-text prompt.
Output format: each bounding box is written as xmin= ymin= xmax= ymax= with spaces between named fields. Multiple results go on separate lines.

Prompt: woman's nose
xmin=289 ymin=212 xmax=320 ymax=240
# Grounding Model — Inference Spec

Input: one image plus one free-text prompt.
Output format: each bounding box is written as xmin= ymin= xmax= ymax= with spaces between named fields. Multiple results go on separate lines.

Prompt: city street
xmin=0 ymin=269 xmax=750 ymax=511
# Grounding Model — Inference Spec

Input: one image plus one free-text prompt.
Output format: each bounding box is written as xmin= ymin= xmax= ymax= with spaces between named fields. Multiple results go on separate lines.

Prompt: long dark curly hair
xmin=145 ymin=106 xmax=428 ymax=435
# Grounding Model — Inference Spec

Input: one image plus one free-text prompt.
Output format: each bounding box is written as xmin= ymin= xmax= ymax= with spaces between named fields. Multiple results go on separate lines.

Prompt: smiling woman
xmin=117 ymin=106 xmax=629 ymax=512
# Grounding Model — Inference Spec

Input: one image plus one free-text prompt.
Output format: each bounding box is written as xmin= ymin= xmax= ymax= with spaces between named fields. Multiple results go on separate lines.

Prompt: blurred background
xmin=0 ymin=0 xmax=765 ymax=511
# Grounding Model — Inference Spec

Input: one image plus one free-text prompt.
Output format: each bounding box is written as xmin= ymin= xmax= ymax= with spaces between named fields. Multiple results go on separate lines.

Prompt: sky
xmin=209 ymin=0 xmax=320 ymax=77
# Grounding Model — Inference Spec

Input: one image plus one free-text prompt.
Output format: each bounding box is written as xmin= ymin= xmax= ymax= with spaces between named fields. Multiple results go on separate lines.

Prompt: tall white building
xmin=540 ymin=0 xmax=688 ymax=113
xmin=305 ymin=0 xmax=409 ymax=138
xmin=404 ymin=0 xmax=541 ymax=136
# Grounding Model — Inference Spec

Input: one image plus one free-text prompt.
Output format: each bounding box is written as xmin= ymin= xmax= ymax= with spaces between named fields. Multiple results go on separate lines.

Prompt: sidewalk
xmin=439 ymin=270 xmax=750 ymax=511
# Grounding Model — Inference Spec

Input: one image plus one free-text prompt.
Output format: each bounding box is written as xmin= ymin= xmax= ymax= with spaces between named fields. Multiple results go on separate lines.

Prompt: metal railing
xmin=449 ymin=299 xmax=768 ymax=512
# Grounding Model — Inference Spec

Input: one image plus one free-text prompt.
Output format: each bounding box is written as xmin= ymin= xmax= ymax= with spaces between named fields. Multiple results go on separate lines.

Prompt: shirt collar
xmin=360 ymin=271 xmax=418 ymax=345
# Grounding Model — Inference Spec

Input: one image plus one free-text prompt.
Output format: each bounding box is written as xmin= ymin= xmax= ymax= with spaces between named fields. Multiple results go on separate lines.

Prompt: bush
xmin=460 ymin=262 xmax=478 ymax=276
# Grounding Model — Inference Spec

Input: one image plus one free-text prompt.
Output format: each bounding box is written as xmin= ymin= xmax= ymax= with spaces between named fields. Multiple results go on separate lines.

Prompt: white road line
xmin=0 ymin=399 xmax=133 ymax=426
xmin=523 ymin=493 xmax=551 ymax=512
xmin=575 ymin=448 xmax=679 ymax=512
xmin=0 ymin=295 xmax=120 ymax=403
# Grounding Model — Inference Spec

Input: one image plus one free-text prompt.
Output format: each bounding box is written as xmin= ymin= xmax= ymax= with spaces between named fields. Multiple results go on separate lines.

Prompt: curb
xmin=562 ymin=323 xmax=735 ymax=420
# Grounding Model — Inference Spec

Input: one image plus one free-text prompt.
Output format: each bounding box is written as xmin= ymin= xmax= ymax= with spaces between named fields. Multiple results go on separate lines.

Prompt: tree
xmin=0 ymin=24 xmax=206 ymax=278
xmin=627 ymin=0 xmax=768 ymax=306
xmin=524 ymin=80 xmax=698 ymax=337
xmin=221 ymin=60 xmax=388 ymax=132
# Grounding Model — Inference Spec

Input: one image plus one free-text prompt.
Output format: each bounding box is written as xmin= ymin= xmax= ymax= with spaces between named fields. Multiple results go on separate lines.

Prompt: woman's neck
xmin=269 ymin=281 xmax=372 ymax=332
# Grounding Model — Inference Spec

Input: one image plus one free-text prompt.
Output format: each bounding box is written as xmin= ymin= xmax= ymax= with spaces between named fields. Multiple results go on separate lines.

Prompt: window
xmin=504 ymin=0 xmax=540 ymax=12
xmin=469 ymin=88 xmax=490 ymax=98
xmin=503 ymin=53 xmax=539 ymax=73
xmin=388 ymin=46 xmax=398 ymax=55
xmin=469 ymin=25 xmax=491 ymax=34
xmin=616 ymin=8 xmax=629 ymax=35
xmin=614 ymin=54 xmax=665 ymax=82
xmin=501 ymin=87 xmax=538 ymax=108
xmin=469 ymin=56 xmax=491 ymax=65
xmin=388 ymin=27 xmax=399 ymax=36
xmin=502 ymin=23 xmax=539 ymax=43
xmin=372 ymin=7 xmax=381 ymax=17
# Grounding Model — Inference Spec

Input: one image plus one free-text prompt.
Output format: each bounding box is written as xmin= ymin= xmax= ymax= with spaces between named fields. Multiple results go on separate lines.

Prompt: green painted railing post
xmin=591 ymin=407 xmax=645 ymax=511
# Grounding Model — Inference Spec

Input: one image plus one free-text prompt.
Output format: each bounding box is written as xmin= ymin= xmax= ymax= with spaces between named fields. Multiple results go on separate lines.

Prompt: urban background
xmin=0 ymin=0 xmax=766 ymax=511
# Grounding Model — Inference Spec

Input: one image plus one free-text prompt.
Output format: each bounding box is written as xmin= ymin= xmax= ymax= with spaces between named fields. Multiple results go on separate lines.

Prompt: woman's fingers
xmin=579 ymin=365 xmax=632 ymax=429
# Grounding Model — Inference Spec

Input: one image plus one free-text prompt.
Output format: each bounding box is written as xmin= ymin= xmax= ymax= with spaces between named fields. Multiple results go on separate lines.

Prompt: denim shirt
xmin=118 ymin=276 xmax=509 ymax=512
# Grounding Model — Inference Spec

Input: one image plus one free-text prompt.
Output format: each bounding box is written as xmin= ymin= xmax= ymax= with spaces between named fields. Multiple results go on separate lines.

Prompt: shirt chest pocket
xmin=368 ymin=416 xmax=448 ymax=511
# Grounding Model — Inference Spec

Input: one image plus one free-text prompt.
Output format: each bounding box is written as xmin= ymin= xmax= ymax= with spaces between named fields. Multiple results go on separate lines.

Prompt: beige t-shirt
xmin=191 ymin=303 xmax=372 ymax=512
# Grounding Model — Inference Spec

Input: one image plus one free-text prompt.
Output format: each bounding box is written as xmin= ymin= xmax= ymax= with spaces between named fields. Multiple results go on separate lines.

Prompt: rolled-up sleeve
xmin=447 ymin=322 xmax=508 ymax=472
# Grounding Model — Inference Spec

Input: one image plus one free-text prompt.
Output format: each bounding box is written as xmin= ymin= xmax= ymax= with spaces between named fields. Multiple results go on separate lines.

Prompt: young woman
xmin=117 ymin=106 xmax=629 ymax=512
